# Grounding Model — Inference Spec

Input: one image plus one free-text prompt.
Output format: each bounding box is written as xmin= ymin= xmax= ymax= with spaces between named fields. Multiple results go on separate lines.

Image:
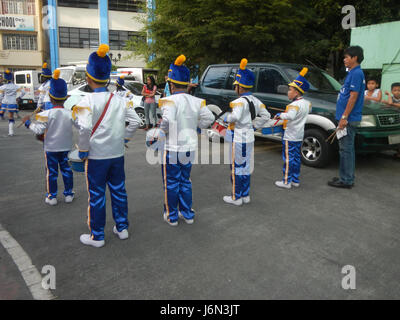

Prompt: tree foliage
xmin=125 ymin=0 xmax=400 ymax=78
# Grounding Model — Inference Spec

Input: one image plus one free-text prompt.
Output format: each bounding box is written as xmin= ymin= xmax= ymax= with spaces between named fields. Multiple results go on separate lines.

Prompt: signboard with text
xmin=0 ymin=15 xmax=34 ymax=31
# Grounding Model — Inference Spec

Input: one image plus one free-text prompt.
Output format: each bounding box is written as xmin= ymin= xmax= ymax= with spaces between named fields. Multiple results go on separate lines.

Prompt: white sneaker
xmin=65 ymin=195 xmax=74 ymax=203
xmin=80 ymin=234 xmax=105 ymax=248
xmin=163 ymin=213 xmax=178 ymax=226
xmin=223 ymin=196 xmax=243 ymax=206
xmin=113 ymin=226 xmax=129 ymax=240
xmin=242 ymin=196 xmax=251 ymax=204
xmin=275 ymin=181 xmax=292 ymax=189
xmin=292 ymin=182 xmax=300 ymax=188
xmin=45 ymin=197 xmax=58 ymax=206
xmin=178 ymin=211 xmax=194 ymax=225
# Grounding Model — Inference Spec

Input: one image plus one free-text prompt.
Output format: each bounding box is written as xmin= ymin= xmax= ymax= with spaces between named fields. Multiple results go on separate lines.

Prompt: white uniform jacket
xmin=37 ymin=80 xmax=51 ymax=108
xmin=279 ymin=97 xmax=311 ymax=141
xmin=159 ymin=93 xmax=215 ymax=152
xmin=28 ymin=107 xmax=74 ymax=152
xmin=0 ymin=83 xmax=25 ymax=105
xmin=73 ymin=91 xmax=141 ymax=160
xmin=226 ymin=95 xmax=271 ymax=144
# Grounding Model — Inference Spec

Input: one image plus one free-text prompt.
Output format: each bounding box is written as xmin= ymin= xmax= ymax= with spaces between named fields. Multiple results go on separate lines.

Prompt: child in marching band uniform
xmin=36 ymin=63 xmax=53 ymax=112
xmin=222 ymin=58 xmax=271 ymax=206
xmin=114 ymin=75 xmax=134 ymax=101
xmin=273 ymin=68 xmax=311 ymax=189
xmin=0 ymin=70 xmax=26 ymax=136
xmin=22 ymin=70 xmax=75 ymax=205
xmin=157 ymin=54 xmax=215 ymax=226
xmin=73 ymin=44 xmax=141 ymax=248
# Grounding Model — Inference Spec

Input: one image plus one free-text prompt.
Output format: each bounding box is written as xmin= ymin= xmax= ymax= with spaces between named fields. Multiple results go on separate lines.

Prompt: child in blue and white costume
xmin=73 ymin=44 xmax=141 ymax=248
xmin=114 ymin=75 xmax=134 ymax=101
xmin=222 ymin=59 xmax=271 ymax=206
xmin=36 ymin=62 xmax=53 ymax=112
xmin=22 ymin=70 xmax=75 ymax=205
xmin=0 ymin=70 xmax=26 ymax=136
xmin=273 ymin=68 xmax=312 ymax=189
xmin=157 ymin=54 xmax=215 ymax=226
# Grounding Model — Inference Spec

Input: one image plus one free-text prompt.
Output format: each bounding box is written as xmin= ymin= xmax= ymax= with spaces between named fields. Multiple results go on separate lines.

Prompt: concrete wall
xmin=57 ymin=7 xmax=99 ymax=29
xmin=351 ymin=21 xmax=400 ymax=93
xmin=57 ymin=7 xmax=146 ymax=68
xmin=0 ymin=0 xmax=45 ymax=72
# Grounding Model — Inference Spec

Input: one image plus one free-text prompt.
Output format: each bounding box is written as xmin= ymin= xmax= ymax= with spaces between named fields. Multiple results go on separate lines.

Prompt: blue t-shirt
xmin=336 ymin=65 xmax=365 ymax=122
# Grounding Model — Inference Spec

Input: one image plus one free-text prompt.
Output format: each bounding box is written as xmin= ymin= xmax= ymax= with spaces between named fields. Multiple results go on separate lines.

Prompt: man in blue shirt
xmin=328 ymin=46 xmax=365 ymax=189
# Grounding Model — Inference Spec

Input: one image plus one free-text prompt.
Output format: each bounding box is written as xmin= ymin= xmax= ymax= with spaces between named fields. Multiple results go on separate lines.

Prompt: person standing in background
xmin=142 ymin=76 xmax=158 ymax=130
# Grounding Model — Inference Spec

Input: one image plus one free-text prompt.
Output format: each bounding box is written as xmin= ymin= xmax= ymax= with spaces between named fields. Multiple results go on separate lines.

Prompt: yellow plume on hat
xmin=174 ymin=55 xmax=186 ymax=66
xmin=240 ymin=58 xmax=248 ymax=70
xmin=299 ymin=67 xmax=308 ymax=77
xmin=97 ymin=44 xmax=110 ymax=58
xmin=120 ymin=75 xmax=125 ymax=79
xmin=43 ymin=62 xmax=47 ymax=69
xmin=5 ymin=69 xmax=10 ymax=74
xmin=53 ymin=69 xmax=60 ymax=80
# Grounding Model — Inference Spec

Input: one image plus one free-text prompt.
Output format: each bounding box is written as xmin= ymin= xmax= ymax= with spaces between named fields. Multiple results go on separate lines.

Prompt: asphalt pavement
xmin=0 ymin=111 xmax=399 ymax=300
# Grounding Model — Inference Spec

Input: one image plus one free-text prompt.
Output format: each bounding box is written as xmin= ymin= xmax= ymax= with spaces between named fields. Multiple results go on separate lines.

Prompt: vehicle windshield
xmin=283 ymin=67 xmax=341 ymax=93
xmin=59 ymin=69 xmax=74 ymax=83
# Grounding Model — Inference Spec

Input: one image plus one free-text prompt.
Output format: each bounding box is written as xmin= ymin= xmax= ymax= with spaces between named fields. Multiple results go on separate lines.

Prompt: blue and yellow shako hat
xmin=49 ymin=70 xmax=68 ymax=101
xmin=168 ymin=55 xmax=190 ymax=86
xmin=288 ymin=68 xmax=310 ymax=94
xmin=41 ymin=62 xmax=52 ymax=78
xmin=4 ymin=69 xmax=13 ymax=82
xmin=116 ymin=75 xmax=125 ymax=87
xmin=233 ymin=58 xmax=255 ymax=89
xmin=86 ymin=44 xmax=112 ymax=83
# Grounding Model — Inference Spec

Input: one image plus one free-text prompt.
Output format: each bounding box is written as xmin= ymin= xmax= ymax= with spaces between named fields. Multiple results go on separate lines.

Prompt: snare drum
xmin=211 ymin=119 xmax=228 ymax=137
xmin=68 ymin=149 xmax=85 ymax=172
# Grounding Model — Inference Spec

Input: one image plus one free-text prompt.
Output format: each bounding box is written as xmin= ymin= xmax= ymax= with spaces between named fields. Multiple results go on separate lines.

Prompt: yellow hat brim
xmin=288 ymin=82 xmax=304 ymax=94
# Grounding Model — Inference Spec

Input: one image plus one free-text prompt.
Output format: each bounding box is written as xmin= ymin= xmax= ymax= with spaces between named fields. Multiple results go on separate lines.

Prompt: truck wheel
xmin=301 ymin=128 xmax=333 ymax=168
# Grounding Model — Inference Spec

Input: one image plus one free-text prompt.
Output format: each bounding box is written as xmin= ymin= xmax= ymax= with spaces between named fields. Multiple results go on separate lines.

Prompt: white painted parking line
xmin=0 ymin=223 xmax=55 ymax=300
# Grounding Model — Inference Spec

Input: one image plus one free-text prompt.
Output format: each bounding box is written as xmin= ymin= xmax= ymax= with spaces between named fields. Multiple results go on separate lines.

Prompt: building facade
xmin=49 ymin=0 xmax=146 ymax=69
xmin=0 ymin=0 xmax=46 ymax=73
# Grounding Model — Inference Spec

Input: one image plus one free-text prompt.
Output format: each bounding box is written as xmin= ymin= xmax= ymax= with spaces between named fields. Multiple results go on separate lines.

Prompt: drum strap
xmin=91 ymin=93 xmax=113 ymax=138
xmin=243 ymin=97 xmax=256 ymax=121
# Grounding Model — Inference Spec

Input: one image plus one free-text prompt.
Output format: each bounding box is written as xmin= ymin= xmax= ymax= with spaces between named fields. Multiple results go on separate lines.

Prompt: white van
xmin=58 ymin=65 xmax=87 ymax=91
xmin=116 ymin=67 xmax=159 ymax=84
xmin=14 ymin=70 xmax=41 ymax=109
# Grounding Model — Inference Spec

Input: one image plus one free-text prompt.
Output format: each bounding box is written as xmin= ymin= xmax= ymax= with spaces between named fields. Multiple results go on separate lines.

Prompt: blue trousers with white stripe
xmin=230 ymin=142 xmax=253 ymax=200
xmin=45 ymin=151 xmax=74 ymax=199
xmin=85 ymin=156 xmax=129 ymax=241
xmin=282 ymin=140 xmax=302 ymax=184
xmin=161 ymin=151 xmax=195 ymax=223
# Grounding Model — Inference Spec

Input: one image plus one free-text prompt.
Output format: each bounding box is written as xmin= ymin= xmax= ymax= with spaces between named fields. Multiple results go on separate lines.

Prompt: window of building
xmin=257 ymin=68 xmax=288 ymax=94
xmin=58 ymin=0 xmax=98 ymax=9
xmin=3 ymin=34 xmax=37 ymax=50
xmin=59 ymin=27 xmax=99 ymax=49
xmin=203 ymin=67 xmax=230 ymax=89
xmin=0 ymin=0 xmax=35 ymax=15
xmin=109 ymin=30 xmax=142 ymax=50
xmin=109 ymin=0 xmax=144 ymax=12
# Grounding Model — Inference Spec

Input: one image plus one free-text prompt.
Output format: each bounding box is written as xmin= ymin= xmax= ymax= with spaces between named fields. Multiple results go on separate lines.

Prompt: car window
xmin=257 ymin=68 xmax=287 ymax=94
xmin=225 ymin=67 xmax=257 ymax=90
xmin=203 ymin=67 xmax=230 ymax=89
xmin=125 ymin=82 xmax=143 ymax=95
xmin=15 ymin=74 xmax=26 ymax=84
xmin=284 ymin=67 xmax=340 ymax=93
xmin=78 ymin=85 xmax=93 ymax=93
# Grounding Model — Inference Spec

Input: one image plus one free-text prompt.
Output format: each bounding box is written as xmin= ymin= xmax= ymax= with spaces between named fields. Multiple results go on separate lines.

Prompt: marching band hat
xmin=233 ymin=58 xmax=255 ymax=89
xmin=288 ymin=67 xmax=310 ymax=94
xmin=168 ymin=55 xmax=190 ymax=86
xmin=49 ymin=69 xmax=68 ymax=101
xmin=86 ymin=44 xmax=112 ymax=83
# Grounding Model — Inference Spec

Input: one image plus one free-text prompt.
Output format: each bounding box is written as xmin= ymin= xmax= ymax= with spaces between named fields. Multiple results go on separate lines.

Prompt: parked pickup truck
xmin=194 ymin=63 xmax=400 ymax=167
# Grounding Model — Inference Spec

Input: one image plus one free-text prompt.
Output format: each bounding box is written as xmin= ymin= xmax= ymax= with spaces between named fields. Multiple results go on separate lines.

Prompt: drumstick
xmin=17 ymin=108 xmax=41 ymax=128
